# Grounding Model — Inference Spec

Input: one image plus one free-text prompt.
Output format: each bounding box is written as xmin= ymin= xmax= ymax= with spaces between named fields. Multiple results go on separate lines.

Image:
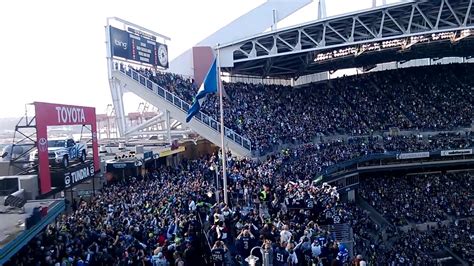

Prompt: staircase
xmin=111 ymin=67 xmax=252 ymax=157
xmin=356 ymin=196 xmax=392 ymax=229
xmin=320 ymin=223 xmax=354 ymax=257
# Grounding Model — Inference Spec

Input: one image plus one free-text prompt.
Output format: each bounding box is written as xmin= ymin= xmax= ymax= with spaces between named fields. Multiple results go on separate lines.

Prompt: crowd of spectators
xmin=360 ymin=219 xmax=474 ymax=265
xmin=117 ymin=63 xmax=196 ymax=102
xmin=7 ymin=148 xmax=474 ymax=265
xmin=381 ymin=132 xmax=474 ymax=152
xmin=347 ymin=173 xmax=473 ymax=265
xmin=444 ymin=219 xmax=474 ymax=264
xmin=272 ymin=132 xmax=473 ymax=179
xmin=18 ymin=62 xmax=470 ymax=265
xmin=359 ymin=172 xmax=474 ymax=226
xmin=6 ymin=162 xmax=217 ymax=266
xmin=118 ymin=63 xmax=474 ymax=155
xmin=206 ymin=179 xmax=357 ymax=265
xmin=373 ymin=64 xmax=473 ymax=130
xmin=7 ymin=151 xmax=364 ymax=266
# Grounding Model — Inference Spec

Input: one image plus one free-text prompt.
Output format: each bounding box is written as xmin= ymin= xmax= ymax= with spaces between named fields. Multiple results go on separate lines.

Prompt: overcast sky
xmin=0 ymin=0 xmax=400 ymax=119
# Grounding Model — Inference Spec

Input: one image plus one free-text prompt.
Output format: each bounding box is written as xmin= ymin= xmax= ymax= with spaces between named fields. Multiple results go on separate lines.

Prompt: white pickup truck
xmin=30 ymin=138 xmax=87 ymax=168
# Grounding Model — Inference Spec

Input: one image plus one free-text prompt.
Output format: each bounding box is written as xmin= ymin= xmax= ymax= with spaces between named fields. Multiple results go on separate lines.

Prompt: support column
xmin=166 ymin=110 xmax=172 ymax=145
xmin=106 ymin=22 xmax=127 ymax=138
xmin=92 ymin=174 xmax=96 ymax=196
xmin=318 ymin=0 xmax=327 ymax=20
xmin=271 ymin=9 xmax=278 ymax=31
xmin=348 ymin=190 xmax=355 ymax=202
xmin=110 ymin=80 xmax=127 ymax=138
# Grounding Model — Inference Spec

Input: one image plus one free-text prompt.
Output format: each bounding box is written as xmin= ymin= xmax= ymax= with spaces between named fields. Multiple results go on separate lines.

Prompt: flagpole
xmin=216 ymin=44 xmax=228 ymax=205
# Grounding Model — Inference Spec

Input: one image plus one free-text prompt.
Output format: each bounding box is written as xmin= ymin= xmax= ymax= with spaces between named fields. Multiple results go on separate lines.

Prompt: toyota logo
xmin=38 ymin=138 xmax=48 ymax=152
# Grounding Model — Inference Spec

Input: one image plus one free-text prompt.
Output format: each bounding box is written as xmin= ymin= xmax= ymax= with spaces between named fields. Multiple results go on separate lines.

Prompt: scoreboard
xmin=109 ymin=26 xmax=168 ymax=68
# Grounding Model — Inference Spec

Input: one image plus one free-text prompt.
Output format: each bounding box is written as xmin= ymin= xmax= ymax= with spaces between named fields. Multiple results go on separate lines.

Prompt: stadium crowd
xmin=8 ymin=145 xmax=474 ymax=265
xmin=359 ymin=172 xmax=474 ymax=226
xmin=118 ymin=63 xmax=473 ymax=155
xmin=15 ymin=63 xmax=469 ymax=265
xmin=358 ymin=219 xmax=474 ymax=265
xmin=7 ymin=162 xmax=213 ymax=266
xmin=7 ymin=152 xmax=362 ymax=266
xmin=272 ymin=132 xmax=473 ymax=180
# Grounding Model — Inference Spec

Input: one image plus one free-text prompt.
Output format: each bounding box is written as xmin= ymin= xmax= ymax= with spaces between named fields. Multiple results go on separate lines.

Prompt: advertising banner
xmin=64 ymin=162 xmax=95 ymax=188
xmin=105 ymin=162 xmax=137 ymax=172
xmin=34 ymin=102 xmax=99 ymax=194
xmin=143 ymin=151 xmax=153 ymax=161
xmin=110 ymin=27 xmax=131 ymax=59
xmin=440 ymin=149 xmax=473 ymax=156
xmin=51 ymin=161 xmax=95 ymax=189
xmin=396 ymin=152 xmax=430 ymax=160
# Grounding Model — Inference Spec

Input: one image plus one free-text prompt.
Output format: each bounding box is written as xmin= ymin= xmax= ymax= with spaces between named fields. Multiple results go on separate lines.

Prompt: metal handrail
xmin=197 ymin=211 xmax=213 ymax=251
xmin=116 ymin=66 xmax=252 ymax=153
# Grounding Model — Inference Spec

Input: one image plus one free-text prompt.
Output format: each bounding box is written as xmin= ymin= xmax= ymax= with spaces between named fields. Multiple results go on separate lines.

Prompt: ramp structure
xmin=105 ymin=1 xmax=316 ymax=156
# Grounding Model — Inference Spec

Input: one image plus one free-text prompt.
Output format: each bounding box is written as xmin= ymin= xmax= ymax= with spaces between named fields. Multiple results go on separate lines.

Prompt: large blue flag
xmin=186 ymin=58 xmax=218 ymax=123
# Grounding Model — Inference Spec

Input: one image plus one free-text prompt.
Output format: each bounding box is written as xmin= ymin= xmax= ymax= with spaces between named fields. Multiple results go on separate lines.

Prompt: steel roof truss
xmin=408 ymin=5 xmax=416 ymax=33
xmin=385 ymin=11 xmax=407 ymax=34
xmin=223 ymin=0 xmax=474 ymax=76
xmin=356 ymin=17 xmax=377 ymax=38
xmin=435 ymin=0 xmax=445 ymax=29
xmin=272 ymin=65 xmax=296 ymax=72
xmin=445 ymin=0 xmax=462 ymax=26
xmin=324 ymin=35 xmax=343 ymax=43
xmin=350 ymin=18 xmax=356 ymax=41
xmin=277 ymin=35 xmax=296 ymax=49
xmin=301 ymin=30 xmax=321 ymax=47
xmin=434 ymin=16 xmax=460 ymax=27
xmin=464 ymin=0 xmax=473 ymax=25
xmin=238 ymin=48 xmax=250 ymax=57
xmin=236 ymin=64 xmax=264 ymax=72
xmin=295 ymin=54 xmax=312 ymax=78
xmin=383 ymin=26 xmax=402 ymax=34
xmin=411 ymin=22 xmax=430 ymax=31
xmin=301 ymin=29 xmax=320 ymax=47
xmin=378 ymin=11 xmax=386 ymax=37
xmin=255 ymin=41 xmax=271 ymax=54
xmin=263 ymin=58 xmax=274 ymax=77
xmin=326 ymin=23 xmax=349 ymax=42
xmin=415 ymin=4 xmax=434 ymax=29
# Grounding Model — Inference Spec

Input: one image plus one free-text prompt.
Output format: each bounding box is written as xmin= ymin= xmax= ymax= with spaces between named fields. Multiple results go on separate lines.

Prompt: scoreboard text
xmin=110 ymin=26 xmax=168 ymax=68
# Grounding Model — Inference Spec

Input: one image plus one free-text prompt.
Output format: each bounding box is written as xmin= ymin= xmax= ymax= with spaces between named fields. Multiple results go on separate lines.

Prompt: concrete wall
xmin=181 ymin=139 xmax=218 ymax=160
xmin=19 ymin=175 xmax=39 ymax=200
xmin=0 ymin=175 xmax=39 ymax=200
xmin=0 ymin=162 xmax=24 ymax=176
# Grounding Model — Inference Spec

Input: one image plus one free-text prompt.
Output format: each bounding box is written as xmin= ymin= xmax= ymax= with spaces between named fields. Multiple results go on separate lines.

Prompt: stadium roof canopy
xmin=219 ymin=0 xmax=474 ymax=78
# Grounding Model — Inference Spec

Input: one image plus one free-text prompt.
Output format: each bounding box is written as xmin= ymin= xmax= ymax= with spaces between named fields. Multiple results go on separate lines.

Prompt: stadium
xmin=0 ymin=0 xmax=473 ymax=265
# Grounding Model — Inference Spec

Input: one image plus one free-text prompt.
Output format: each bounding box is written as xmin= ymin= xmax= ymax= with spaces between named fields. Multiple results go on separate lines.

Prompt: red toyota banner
xmin=34 ymin=102 xmax=99 ymax=194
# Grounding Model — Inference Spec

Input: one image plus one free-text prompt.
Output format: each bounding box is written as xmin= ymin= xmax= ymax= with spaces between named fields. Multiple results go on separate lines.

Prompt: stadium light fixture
xmin=402 ymin=40 xmax=417 ymax=50
xmin=245 ymin=255 xmax=258 ymax=266
xmin=355 ymin=47 xmax=365 ymax=57
xmin=451 ymin=30 xmax=471 ymax=43
xmin=246 ymin=246 xmax=271 ymax=266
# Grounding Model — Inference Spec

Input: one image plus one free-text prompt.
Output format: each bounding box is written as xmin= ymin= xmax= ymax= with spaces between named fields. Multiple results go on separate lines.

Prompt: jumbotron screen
xmin=109 ymin=26 xmax=168 ymax=68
